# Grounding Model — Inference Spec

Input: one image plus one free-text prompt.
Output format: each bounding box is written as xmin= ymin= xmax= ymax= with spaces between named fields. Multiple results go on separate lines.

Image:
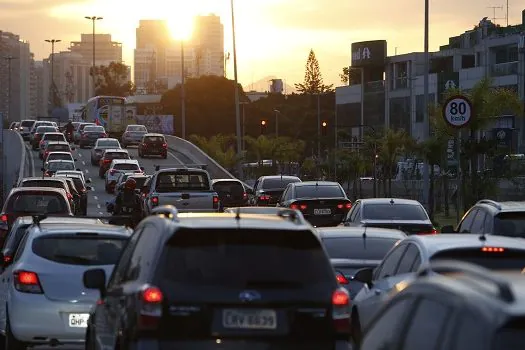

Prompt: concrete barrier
xmin=3 ymin=130 xmax=25 ymax=195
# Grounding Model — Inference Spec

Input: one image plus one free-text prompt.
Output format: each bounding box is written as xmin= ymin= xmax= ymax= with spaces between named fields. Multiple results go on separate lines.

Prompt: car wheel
xmin=5 ymin=315 xmax=26 ymax=350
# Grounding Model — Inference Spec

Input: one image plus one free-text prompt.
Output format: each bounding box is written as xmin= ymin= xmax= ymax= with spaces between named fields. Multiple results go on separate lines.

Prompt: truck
xmin=83 ymin=96 xmax=129 ymax=138
xmin=142 ymin=166 xmax=220 ymax=214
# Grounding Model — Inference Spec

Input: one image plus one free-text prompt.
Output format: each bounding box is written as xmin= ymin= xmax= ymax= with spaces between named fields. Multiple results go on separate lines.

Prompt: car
xmin=31 ymin=126 xmax=58 ymax=150
xmin=249 ymin=175 xmax=302 ymax=206
xmin=114 ymin=173 xmax=149 ymax=193
xmin=44 ymin=151 xmax=76 ymax=164
xmin=39 ymin=134 xmax=68 ymax=159
xmin=212 ymin=179 xmax=251 ymax=210
xmin=16 ymin=177 xmax=76 ymax=211
xmin=138 ymin=133 xmax=167 ymax=158
xmin=41 ymin=141 xmax=74 ymax=162
xmin=9 ymin=122 xmax=18 ymax=131
xmin=350 ymin=233 xmax=525 ymax=346
xmin=277 ymin=181 xmax=352 ymax=227
xmin=54 ymin=174 xmax=92 ymax=215
xmin=73 ymin=122 xmax=95 ymax=144
xmin=0 ymin=187 xmax=73 ymax=238
xmin=19 ymin=119 xmax=36 ymax=140
xmin=317 ymin=226 xmax=406 ymax=298
xmin=29 ymin=121 xmax=56 ymax=142
xmin=0 ymin=217 xmax=131 ymax=349
xmin=442 ymin=199 xmax=525 ymax=237
xmin=90 ymin=138 xmax=121 ymax=165
xmin=98 ymin=149 xmax=131 ymax=178
xmin=79 ymin=125 xmax=107 ymax=148
xmin=54 ymin=170 xmax=87 ymax=183
xmin=360 ymin=260 xmax=525 ymax=350
xmin=60 ymin=177 xmax=82 ymax=215
xmin=342 ymin=198 xmax=436 ymax=235
xmin=83 ymin=206 xmax=351 ymax=350
xmin=121 ymin=124 xmax=148 ymax=147
xmin=105 ymin=159 xmax=143 ymax=193
xmin=42 ymin=160 xmax=78 ymax=177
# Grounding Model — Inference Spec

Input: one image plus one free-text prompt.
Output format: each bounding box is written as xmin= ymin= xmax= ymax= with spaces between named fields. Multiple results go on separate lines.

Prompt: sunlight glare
xmin=168 ymin=17 xmax=194 ymax=40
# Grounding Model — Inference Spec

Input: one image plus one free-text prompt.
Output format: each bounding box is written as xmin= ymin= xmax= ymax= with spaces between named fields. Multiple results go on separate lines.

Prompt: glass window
xmin=106 ymin=152 xmax=129 ymax=160
xmin=458 ymin=209 xmax=478 ymax=233
xmin=7 ymin=192 xmax=68 ymax=214
xmin=402 ymin=299 xmax=451 ymax=350
xmin=294 ymin=185 xmax=344 ymax=198
xmin=396 ymin=244 xmax=421 ymax=274
xmin=97 ymin=140 xmax=120 ymax=148
xmin=47 ymin=162 xmax=75 ymax=171
xmin=262 ymin=178 xmax=300 ymax=190
xmin=114 ymin=164 xmax=140 ymax=171
xmin=44 ymin=134 xmax=66 ymax=142
xmin=84 ymin=126 xmax=105 ymax=132
xmin=322 ymin=237 xmax=400 ymax=261
xmin=32 ymin=235 xmax=127 ymax=266
xmin=377 ymin=244 xmax=407 ymax=279
xmin=128 ymin=125 xmax=147 ymax=132
xmin=213 ymin=181 xmax=245 ymax=196
xmin=144 ymin=136 xmax=164 ymax=142
xmin=47 ymin=145 xmax=70 ymax=152
xmin=3 ymin=224 xmax=31 ymax=254
xmin=47 ymin=154 xmax=73 ymax=161
xmin=20 ymin=180 xmax=65 ymax=190
xmin=494 ymin=212 xmax=525 ymax=238
xmin=362 ymin=204 xmax=428 ymax=220
xmin=156 ymin=172 xmax=210 ymax=192
xmin=453 ymin=313 xmax=485 ymax=350
xmin=431 ymin=248 xmax=525 ymax=270
xmin=470 ymin=210 xmax=486 ymax=234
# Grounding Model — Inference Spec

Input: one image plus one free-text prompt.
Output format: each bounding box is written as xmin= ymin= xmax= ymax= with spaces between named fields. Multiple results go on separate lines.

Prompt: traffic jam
xmin=0 ymin=119 xmax=524 ymax=349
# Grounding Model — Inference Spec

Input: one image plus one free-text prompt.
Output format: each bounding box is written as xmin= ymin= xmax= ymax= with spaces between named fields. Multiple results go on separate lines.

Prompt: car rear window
xmin=44 ymin=134 xmax=65 ymax=141
xmin=47 ymin=145 xmax=70 ymax=152
xmin=97 ymin=140 xmax=120 ymax=148
xmin=494 ymin=212 xmax=525 ymax=238
xmin=431 ymin=248 xmax=525 ymax=270
xmin=7 ymin=192 xmax=68 ymax=214
xmin=262 ymin=178 xmax=300 ymax=189
xmin=363 ymin=203 xmax=428 ymax=220
xmin=322 ymin=237 xmax=401 ymax=261
xmin=161 ymin=229 xmax=334 ymax=289
xmin=20 ymin=180 xmax=65 ymax=190
xmin=32 ymin=235 xmax=127 ymax=266
xmin=36 ymin=127 xmax=56 ymax=133
xmin=106 ymin=152 xmax=128 ymax=159
xmin=295 ymin=185 xmax=344 ymax=198
xmin=156 ymin=172 xmax=209 ymax=192
xmin=114 ymin=163 xmax=139 ymax=171
xmin=128 ymin=125 xmax=147 ymax=132
xmin=48 ymin=154 xmax=72 ymax=161
xmin=213 ymin=181 xmax=244 ymax=195
xmin=145 ymin=136 xmax=164 ymax=142
xmin=21 ymin=120 xmax=35 ymax=127
xmin=85 ymin=126 xmax=105 ymax=132
xmin=48 ymin=162 xmax=75 ymax=171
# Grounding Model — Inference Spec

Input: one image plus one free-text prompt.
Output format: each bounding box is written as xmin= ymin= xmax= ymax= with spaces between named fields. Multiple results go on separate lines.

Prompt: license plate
xmin=222 ymin=309 xmax=277 ymax=330
xmin=68 ymin=313 xmax=89 ymax=328
xmin=314 ymin=208 xmax=331 ymax=215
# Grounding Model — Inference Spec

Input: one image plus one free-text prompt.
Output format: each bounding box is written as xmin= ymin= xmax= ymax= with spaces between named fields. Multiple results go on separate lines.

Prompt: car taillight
xmin=213 ymin=195 xmax=219 ymax=209
xmin=13 ymin=270 xmax=43 ymax=294
xmin=142 ymin=143 xmax=147 ymax=147
xmin=138 ymin=286 xmax=163 ymax=331
xmin=162 ymin=143 xmax=167 ymax=148
xmin=418 ymin=228 xmax=438 ymax=235
xmin=332 ymin=288 xmax=351 ymax=334
xmin=0 ymin=214 xmax=7 ymax=223
xmin=104 ymin=159 xmax=111 ymax=164
xmin=481 ymin=247 xmax=505 ymax=252
xmin=66 ymin=193 xmax=72 ymax=200
xmin=337 ymin=202 xmax=352 ymax=210
xmin=151 ymin=196 xmax=159 ymax=206
xmin=3 ymin=255 xmax=11 ymax=263
xmin=44 ymin=151 xmax=49 ymax=157
xmin=259 ymin=195 xmax=270 ymax=201
xmin=243 ymin=192 xmax=247 ymax=199
xmin=39 ymin=140 xmax=44 ymax=145
xmin=336 ymin=272 xmax=349 ymax=285
xmin=290 ymin=203 xmax=307 ymax=210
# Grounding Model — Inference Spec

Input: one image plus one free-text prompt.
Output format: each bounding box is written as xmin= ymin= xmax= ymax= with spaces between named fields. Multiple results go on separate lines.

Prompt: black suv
xmin=83 ymin=206 xmax=351 ymax=350
xmin=442 ymin=199 xmax=525 ymax=237
xmin=360 ymin=260 xmax=525 ymax=350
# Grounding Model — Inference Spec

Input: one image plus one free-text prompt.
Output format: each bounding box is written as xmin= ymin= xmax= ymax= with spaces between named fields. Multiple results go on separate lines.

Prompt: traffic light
xmin=321 ymin=121 xmax=328 ymax=136
xmin=260 ymin=119 xmax=267 ymax=135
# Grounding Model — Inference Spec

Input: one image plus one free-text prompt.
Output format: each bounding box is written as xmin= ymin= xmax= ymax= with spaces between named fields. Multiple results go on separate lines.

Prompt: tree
xmin=91 ymin=62 xmax=135 ymax=97
xmin=295 ymin=49 xmax=333 ymax=94
xmin=189 ymin=134 xmax=238 ymax=170
xmin=339 ymin=67 xmax=362 ymax=85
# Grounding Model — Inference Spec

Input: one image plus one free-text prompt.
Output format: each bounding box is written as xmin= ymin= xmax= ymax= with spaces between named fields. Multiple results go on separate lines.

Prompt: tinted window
xmin=7 ymin=192 xmax=68 ymax=214
xmin=97 ymin=140 xmax=120 ymax=148
xmin=402 ymin=299 xmax=451 ymax=350
xmin=377 ymin=244 xmax=407 ymax=279
xmin=4 ymin=224 xmax=31 ymax=253
xmin=262 ymin=178 xmax=300 ymax=189
xmin=492 ymin=318 xmax=525 ymax=350
xmin=114 ymin=163 xmax=139 ymax=171
xmin=48 ymin=162 xmax=75 ymax=171
xmin=47 ymin=145 xmax=70 ymax=152
xmin=161 ymin=229 xmax=334 ymax=288
xmin=322 ymin=237 xmax=400 ymax=261
xmin=363 ymin=204 xmax=428 ymax=220
xmin=213 ymin=181 xmax=244 ymax=195
xmin=396 ymin=244 xmax=420 ymax=274
xmin=130 ymin=177 xmax=148 ymax=189
xmin=44 ymin=134 xmax=65 ymax=141
xmin=494 ymin=212 xmax=525 ymax=238
xmin=20 ymin=180 xmax=65 ymax=190
xmin=85 ymin=126 xmax=105 ymax=132
xmin=470 ymin=210 xmax=486 ymax=234
xmin=144 ymin=136 xmax=164 ymax=142
xmin=32 ymin=235 xmax=127 ymax=265
xmin=453 ymin=314 xmax=486 ymax=350
xmin=459 ymin=209 xmax=477 ymax=232
xmin=106 ymin=152 xmax=129 ymax=160
xmin=431 ymin=248 xmax=525 ymax=270
xmin=21 ymin=120 xmax=34 ymax=127
xmin=47 ymin=154 xmax=72 ymax=161
xmin=128 ymin=125 xmax=147 ymax=132
xmin=36 ymin=127 xmax=56 ymax=133
xmin=156 ymin=172 xmax=209 ymax=192
xmin=57 ymin=177 xmax=85 ymax=192
xmin=295 ymin=185 xmax=344 ymax=198
xmin=361 ymin=298 xmax=413 ymax=350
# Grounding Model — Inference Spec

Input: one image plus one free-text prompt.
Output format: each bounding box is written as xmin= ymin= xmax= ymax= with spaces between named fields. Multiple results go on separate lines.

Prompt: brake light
xmin=336 ymin=273 xmax=349 ymax=285
xmin=259 ymin=195 xmax=270 ymax=201
xmin=213 ymin=195 xmax=219 ymax=209
xmin=482 ymin=247 xmax=505 ymax=252
xmin=66 ymin=193 xmax=72 ymax=200
xmin=142 ymin=143 xmax=147 ymax=147
xmin=103 ymin=159 xmax=111 ymax=164
xmin=3 ymin=255 xmax=11 ymax=263
xmin=243 ymin=192 xmax=247 ymax=199
xmin=162 ymin=143 xmax=167 ymax=148
xmin=151 ymin=196 xmax=159 ymax=206
xmin=138 ymin=286 xmax=163 ymax=331
xmin=290 ymin=203 xmax=307 ymax=210
xmin=332 ymin=288 xmax=351 ymax=334
xmin=13 ymin=270 xmax=43 ymax=294
xmin=418 ymin=228 xmax=438 ymax=235
xmin=290 ymin=204 xmax=298 ymax=210
xmin=0 ymin=214 xmax=7 ymax=222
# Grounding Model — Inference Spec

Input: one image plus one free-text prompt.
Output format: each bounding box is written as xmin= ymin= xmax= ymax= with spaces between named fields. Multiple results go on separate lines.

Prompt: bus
xmin=83 ymin=96 xmax=127 ymax=136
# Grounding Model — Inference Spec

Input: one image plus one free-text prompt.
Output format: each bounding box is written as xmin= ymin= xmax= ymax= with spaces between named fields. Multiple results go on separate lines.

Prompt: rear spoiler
xmin=31 ymin=214 xmax=137 ymax=228
xmin=154 ymin=164 xmax=208 ymax=172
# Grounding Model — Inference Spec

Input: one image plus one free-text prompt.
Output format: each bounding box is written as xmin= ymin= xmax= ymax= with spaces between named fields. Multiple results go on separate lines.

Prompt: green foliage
xmin=295 ymin=49 xmax=333 ymax=94
xmin=91 ymin=62 xmax=135 ymax=97
xmin=189 ymin=134 xmax=238 ymax=170
xmin=339 ymin=67 xmax=362 ymax=85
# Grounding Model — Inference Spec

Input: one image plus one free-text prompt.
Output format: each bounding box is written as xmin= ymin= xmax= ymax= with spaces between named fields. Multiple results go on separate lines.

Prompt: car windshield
xmin=213 ymin=181 xmax=244 ymax=195
xmin=36 ymin=127 xmax=56 ymax=133
xmin=262 ymin=178 xmax=300 ymax=190
xmin=7 ymin=192 xmax=68 ymax=214
xmin=144 ymin=136 xmax=164 ymax=142
xmin=322 ymin=237 xmax=401 ymax=261
xmin=156 ymin=172 xmax=209 ymax=192
xmin=47 ymin=145 xmax=70 ymax=152
xmin=85 ymin=126 xmax=104 ymax=132
xmin=494 ymin=212 xmax=525 ymax=238
xmin=106 ymin=152 xmax=129 ymax=159
xmin=48 ymin=162 xmax=75 ymax=171
xmin=295 ymin=185 xmax=344 ymax=198
xmin=32 ymin=235 xmax=127 ymax=266
xmin=97 ymin=140 xmax=120 ymax=148
xmin=20 ymin=180 xmax=65 ymax=190
xmin=47 ymin=154 xmax=72 ymax=161
xmin=431 ymin=248 xmax=525 ymax=270
xmin=114 ymin=163 xmax=139 ymax=171
xmin=44 ymin=134 xmax=65 ymax=141
xmin=161 ymin=229 xmax=334 ymax=289
xmin=362 ymin=203 xmax=428 ymax=220
xmin=128 ymin=125 xmax=147 ymax=132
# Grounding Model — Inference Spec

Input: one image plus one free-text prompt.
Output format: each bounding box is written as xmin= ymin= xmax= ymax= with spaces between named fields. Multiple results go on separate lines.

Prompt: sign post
xmin=442 ymin=95 xmax=473 ymax=223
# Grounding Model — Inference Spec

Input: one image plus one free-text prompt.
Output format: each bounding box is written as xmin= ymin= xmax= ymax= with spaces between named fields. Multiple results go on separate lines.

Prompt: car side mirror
xmin=353 ymin=267 xmax=374 ymax=287
xmin=440 ymin=225 xmax=455 ymax=233
xmin=83 ymin=268 xmax=107 ymax=296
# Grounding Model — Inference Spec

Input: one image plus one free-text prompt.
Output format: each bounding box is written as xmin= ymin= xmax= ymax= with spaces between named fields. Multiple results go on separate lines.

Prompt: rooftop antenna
xmin=479 ymin=232 xmax=487 ymax=242
xmin=487 ymin=5 xmax=504 ymax=24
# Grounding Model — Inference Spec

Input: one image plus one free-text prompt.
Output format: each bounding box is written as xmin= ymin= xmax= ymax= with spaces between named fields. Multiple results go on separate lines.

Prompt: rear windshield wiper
xmin=244 ymin=280 xmax=302 ymax=289
xmin=52 ymin=254 xmax=93 ymax=264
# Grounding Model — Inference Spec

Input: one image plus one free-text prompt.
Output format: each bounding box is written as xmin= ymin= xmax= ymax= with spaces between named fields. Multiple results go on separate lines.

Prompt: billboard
xmin=437 ymin=72 xmax=459 ymax=103
xmin=351 ymin=40 xmax=387 ymax=67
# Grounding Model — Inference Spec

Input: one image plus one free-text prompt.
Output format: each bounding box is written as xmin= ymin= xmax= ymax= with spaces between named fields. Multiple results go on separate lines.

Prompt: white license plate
xmin=68 ymin=313 xmax=89 ymax=328
xmin=314 ymin=208 xmax=331 ymax=215
xmin=222 ymin=309 xmax=277 ymax=330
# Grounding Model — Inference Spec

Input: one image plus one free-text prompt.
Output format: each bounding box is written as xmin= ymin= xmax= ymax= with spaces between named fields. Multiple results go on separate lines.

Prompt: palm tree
xmin=377 ymin=129 xmax=411 ymax=196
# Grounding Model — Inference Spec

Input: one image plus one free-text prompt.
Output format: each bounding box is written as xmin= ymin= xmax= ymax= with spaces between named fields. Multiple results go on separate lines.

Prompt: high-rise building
xmin=34 ymin=61 xmax=46 ymax=117
xmin=193 ymin=15 xmax=224 ymax=77
xmin=69 ymin=34 xmax=123 ymax=64
xmin=135 ymin=20 xmax=171 ymax=89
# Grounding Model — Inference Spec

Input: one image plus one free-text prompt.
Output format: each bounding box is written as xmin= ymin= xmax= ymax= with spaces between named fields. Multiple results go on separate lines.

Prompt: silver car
xmin=121 ymin=124 xmax=148 ymax=147
xmin=0 ymin=218 xmax=131 ymax=348
xmin=90 ymin=138 xmax=121 ymax=165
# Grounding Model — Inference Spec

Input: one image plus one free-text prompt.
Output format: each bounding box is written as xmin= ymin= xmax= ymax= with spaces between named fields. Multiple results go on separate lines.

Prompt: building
xmin=336 ymin=12 xmax=525 ymax=152
xmin=69 ymin=34 xmax=122 ymax=64
xmin=192 ymin=15 xmax=225 ymax=77
xmin=33 ymin=61 xmax=46 ymax=117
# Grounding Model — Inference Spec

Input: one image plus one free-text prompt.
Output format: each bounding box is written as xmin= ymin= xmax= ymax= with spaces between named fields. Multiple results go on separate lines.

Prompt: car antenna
xmin=235 ymin=206 xmax=241 ymax=221
xmin=479 ymin=232 xmax=487 ymax=242
xmin=362 ymin=224 xmax=367 ymax=249
xmin=390 ymin=198 xmax=394 ymax=204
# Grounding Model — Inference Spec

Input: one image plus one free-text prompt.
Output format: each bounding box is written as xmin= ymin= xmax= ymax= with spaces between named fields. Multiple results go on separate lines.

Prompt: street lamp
xmin=422 ymin=0 xmax=430 ymax=208
xmin=45 ymin=39 xmax=61 ymax=92
xmin=240 ymin=101 xmax=248 ymax=151
xmin=231 ymin=0 xmax=243 ymax=179
xmin=84 ymin=16 xmax=103 ymax=97
xmin=273 ymin=109 xmax=280 ymax=137
xmin=180 ymin=38 xmax=186 ymax=139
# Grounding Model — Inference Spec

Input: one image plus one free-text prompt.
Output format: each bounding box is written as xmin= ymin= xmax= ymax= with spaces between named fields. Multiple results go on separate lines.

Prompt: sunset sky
xmin=1 ymin=0 xmax=522 ymax=89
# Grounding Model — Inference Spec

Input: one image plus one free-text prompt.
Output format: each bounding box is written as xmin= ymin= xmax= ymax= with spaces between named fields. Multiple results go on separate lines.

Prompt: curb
xmin=14 ymin=131 xmax=26 ymax=184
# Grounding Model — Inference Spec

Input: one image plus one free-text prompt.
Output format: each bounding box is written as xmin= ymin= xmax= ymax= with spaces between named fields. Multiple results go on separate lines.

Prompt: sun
xmin=167 ymin=15 xmax=195 ymax=40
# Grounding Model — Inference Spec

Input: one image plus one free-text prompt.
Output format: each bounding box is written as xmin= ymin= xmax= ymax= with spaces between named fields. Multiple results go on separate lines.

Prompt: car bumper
xmin=134 ymin=339 xmax=350 ymax=350
xmin=9 ymin=292 xmax=93 ymax=344
xmin=123 ymin=138 xmax=142 ymax=144
xmin=303 ymin=214 xmax=345 ymax=227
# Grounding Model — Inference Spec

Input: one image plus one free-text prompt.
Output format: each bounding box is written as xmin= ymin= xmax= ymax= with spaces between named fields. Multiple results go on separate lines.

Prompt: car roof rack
xmin=417 ymin=260 xmax=514 ymax=303
xmin=151 ymin=205 xmax=179 ymax=222
xmin=31 ymin=214 xmax=137 ymax=228
xmin=154 ymin=164 xmax=208 ymax=172
xmin=275 ymin=208 xmax=306 ymax=225
xmin=477 ymin=199 xmax=502 ymax=210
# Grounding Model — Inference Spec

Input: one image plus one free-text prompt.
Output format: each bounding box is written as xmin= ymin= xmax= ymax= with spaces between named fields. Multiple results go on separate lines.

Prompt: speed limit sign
xmin=442 ymin=95 xmax=473 ymax=128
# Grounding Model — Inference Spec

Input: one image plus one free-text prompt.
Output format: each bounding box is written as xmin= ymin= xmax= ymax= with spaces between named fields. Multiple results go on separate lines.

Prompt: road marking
xmin=168 ymin=151 xmax=184 ymax=165
xmin=78 ymin=152 xmax=82 ymax=157
xmin=99 ymin=211 xmax=103 ymax=215
xmin=97 ymin=204 xmax=101 ymax=209
xmin=94 ymin=196 xmax=98 ymax=200
xmin=82 ymin=161 xmax=86 ymax=166
xmin=85 ymin=169 xmax=89 ymax=174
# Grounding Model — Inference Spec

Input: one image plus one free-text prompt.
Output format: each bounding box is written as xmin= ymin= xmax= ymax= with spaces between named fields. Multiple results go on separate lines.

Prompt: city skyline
xmin=0 ymin=0 xmax=523 ymax=88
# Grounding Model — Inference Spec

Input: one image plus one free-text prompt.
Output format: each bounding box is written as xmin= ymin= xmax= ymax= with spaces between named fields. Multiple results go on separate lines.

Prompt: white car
xmin=105 ymin=159 xmax=143 ymax=193
xmin=44 ymin=151 xmax=76 ymax=164
xmin=39 ymin=133 xmax=67 ymax=158
xmin=90 ymin=138 xmax=121 ymax=165
xmin=54 ymin=170 xmax=87 ymax=183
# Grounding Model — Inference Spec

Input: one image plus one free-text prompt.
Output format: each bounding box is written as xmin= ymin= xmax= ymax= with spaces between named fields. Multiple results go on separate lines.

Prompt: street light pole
xmin=2 ymin=55 xmax=17 ymax=203
xmin=273 ymin=109 xmax=280 ymax=137
xmin=4 ymin=56 xmax=17 ymax=124
xmin=422 ymin=0 xmax=430 ymax=208
xmin=85 ymin=16 xmax=103 ymax=97
xmin=45 ymin=39 xmax=61 ymax=92
xmin=240 ymin=101 xmax=248 ymax=151
xmin=181 ymin=39 xmax=186 ymax=139
xmin=231 ymin=0 xmax=243 ymax=178
xmin=317 ymin=93 xmax=321 ymax=158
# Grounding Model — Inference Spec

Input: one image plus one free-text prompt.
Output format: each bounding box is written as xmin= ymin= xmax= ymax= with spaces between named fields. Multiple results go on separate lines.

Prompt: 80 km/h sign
xmin=442 ymin=95 xmax=473 ymax=128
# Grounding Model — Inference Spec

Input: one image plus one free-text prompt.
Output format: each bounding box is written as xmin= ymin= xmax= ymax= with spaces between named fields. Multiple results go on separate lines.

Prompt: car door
xmin=343 ymin=201 xmax=361 ymax=226
xmin=354 ymin=243 xmax=409 ymax=327
xmin=469 ymin=210 xmax=487 ymax=234
xmin=456 ymin=208 xmax=478 ymax=233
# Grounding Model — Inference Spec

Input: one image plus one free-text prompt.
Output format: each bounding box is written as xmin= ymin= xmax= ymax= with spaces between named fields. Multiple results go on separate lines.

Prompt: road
xmin=25 ymin=143 xmax=197 ymax=216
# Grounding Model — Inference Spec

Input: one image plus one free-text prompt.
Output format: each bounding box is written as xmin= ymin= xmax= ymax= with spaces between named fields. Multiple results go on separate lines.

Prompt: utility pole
xmin=506 ymin=0 xmax=509 ymax=26
xmin=231 ymin=0 xmax=243 ymax=178
xmin=422 ymin=0 xmax=430 ymax=208
xmin=181 ymin=39 xmax=186 ymax=139
xmin=45 ymin=39 xmax=61 ymax=111
xmin=85 ymin=16 xmax=103 ymax=97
